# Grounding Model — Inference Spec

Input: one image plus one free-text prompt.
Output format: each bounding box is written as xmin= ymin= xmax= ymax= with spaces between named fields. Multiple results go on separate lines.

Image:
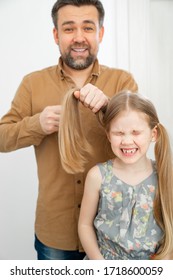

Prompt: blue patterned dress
xmin=93 ymin=159 xmax=163 ymax=260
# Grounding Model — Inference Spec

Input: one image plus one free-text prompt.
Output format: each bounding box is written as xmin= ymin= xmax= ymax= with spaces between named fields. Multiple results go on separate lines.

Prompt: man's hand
xmin=39 ymin=105 xmax=61 ymax=134
xmin=74 ymin=83 xmax=109 ymax=113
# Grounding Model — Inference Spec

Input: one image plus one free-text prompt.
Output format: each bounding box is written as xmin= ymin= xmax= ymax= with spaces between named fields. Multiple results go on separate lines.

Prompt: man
xmin=0 ymin=0 xmax=138 ymax=260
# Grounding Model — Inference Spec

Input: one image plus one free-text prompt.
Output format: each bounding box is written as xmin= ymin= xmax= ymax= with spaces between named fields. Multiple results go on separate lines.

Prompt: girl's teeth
xmin=122 ymin=149 xmax=136 ymax=154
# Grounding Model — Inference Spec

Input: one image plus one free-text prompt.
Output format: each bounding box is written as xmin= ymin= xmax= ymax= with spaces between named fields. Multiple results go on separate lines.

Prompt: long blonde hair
xmin=59 ymin=89 xmax=173 ymax=259
xmin=58 ymin=88 xmax=93 ymax=174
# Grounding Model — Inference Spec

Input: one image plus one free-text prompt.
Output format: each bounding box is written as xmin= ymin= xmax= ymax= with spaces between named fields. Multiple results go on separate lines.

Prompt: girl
xmin=77 ymin=91 xmax=173 ymax=260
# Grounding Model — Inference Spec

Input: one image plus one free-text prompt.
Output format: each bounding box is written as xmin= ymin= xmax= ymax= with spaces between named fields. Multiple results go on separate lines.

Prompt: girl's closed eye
xmin=115 ymin=131 xmax=124 ymax=136
xmin=132 ymin=130 xmax=141 ymax=135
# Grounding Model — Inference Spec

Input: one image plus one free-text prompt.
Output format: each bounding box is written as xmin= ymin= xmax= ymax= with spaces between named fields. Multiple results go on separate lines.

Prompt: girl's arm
xmin=78 ymin=165 xmax=104 ymax=260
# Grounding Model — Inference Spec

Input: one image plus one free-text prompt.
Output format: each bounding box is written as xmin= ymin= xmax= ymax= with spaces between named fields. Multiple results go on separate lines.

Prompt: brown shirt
xmin=0 ymin=58 xmax=138 ymax=251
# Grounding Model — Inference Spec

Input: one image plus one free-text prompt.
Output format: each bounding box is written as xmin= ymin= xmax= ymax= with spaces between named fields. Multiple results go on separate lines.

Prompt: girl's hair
xmin=59 ymin=89 xmax=173 ymax=259
xmin=58 ymin=88 xmax=93 ymax=174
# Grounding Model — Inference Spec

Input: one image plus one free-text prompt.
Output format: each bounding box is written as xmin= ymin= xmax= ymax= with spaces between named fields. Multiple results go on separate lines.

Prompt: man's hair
xmin=51 ymin=0 xmax=105 ymax=29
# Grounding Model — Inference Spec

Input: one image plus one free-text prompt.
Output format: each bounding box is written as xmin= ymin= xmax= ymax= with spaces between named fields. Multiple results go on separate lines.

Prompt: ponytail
xmin=58 ymin=88 xmax=93 ymax=174
xmin=154 ymin=123 xmax=173 ymax=259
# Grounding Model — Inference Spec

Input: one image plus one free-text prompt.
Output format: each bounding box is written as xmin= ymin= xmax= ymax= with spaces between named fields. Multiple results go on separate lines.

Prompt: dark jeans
xmin=34 ymin=235 xmax=85 ymax=260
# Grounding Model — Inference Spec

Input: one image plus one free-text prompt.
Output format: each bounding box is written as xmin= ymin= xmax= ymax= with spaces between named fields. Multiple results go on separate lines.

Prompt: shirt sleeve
xmin=119 ymin=71 xmax=138 ymax=92
xmin=0 ymin=77 xmax=46 ymax=152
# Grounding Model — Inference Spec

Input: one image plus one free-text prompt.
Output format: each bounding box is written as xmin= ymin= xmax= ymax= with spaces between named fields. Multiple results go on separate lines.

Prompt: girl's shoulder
xmin=85 ymin=165 xmax=103 ymax=192
xmin=97 ymin=159 xmax=113 ymax=177
xmin=86 ymin=160 xmax=113 ymax=189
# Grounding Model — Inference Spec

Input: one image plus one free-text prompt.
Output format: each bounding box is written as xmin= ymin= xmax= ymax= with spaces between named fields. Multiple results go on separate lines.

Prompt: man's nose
xmin=73 ymin=29 xmax=86 ymax=43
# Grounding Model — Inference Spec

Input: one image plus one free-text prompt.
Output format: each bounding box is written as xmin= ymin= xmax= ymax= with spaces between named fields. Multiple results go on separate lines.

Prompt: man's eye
xmin=64 ymin=28 xmax=73 ymax=32
xmin=84 ymin=27 xmax=94 ymax=32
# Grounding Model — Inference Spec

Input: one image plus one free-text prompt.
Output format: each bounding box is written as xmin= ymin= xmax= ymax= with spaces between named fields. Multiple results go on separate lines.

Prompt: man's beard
xmin=60 ymin=47 xmax=96 ymax=70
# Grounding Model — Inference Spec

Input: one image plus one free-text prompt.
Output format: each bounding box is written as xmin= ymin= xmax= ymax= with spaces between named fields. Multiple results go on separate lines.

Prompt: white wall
xmin=0 ymin=0 xmax=57 ymax=260
xmin=0 ymin=0 xmax=172 ymax=260
xmin=149 ymin=0 xmax=173 ymax=138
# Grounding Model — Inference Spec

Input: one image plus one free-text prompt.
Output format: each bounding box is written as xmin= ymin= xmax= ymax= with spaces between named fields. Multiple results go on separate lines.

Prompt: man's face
xmin=53 ymin=5 xmax=104 ymax=70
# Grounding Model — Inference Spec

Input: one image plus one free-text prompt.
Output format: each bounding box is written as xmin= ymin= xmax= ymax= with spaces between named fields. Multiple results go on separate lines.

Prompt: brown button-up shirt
xmin=0 ymin=58 xmax=138 ymax=251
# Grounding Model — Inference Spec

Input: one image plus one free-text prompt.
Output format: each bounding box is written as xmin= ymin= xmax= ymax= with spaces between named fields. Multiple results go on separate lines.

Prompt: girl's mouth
xmin=121 ymin=148 xmax=137 ymax=155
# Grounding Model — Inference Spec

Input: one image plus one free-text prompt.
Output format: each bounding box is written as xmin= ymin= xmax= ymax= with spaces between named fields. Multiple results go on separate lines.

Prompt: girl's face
xmin=107 ymin=110 xmax=157 ymax=165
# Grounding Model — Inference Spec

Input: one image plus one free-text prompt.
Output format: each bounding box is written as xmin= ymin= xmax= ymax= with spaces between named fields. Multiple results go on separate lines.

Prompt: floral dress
xmin=93 ymin=159 xmax=163 ymax=260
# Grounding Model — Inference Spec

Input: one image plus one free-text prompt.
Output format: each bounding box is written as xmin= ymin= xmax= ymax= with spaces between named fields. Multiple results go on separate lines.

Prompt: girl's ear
xmin=106 ymin=131 xmax=111 ymax=143
xmin=151 ymin=126 xmax=158 ymax=142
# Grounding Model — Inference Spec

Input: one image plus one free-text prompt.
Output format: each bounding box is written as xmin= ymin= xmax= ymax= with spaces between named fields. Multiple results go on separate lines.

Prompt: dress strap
xmin=97 ymin=160 xmax=113 ymax=184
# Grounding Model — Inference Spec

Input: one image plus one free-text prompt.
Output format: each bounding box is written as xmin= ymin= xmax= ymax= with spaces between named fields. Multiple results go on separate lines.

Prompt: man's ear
xmin=53 ymin=28 xmax=59 ymax=45
xmin=99 ymin=26 xmax=104 ymax=43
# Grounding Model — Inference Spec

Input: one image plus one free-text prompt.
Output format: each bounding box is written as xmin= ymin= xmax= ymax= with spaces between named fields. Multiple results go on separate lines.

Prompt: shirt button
xmin=77 ymin=180 xmax=81 ymax=184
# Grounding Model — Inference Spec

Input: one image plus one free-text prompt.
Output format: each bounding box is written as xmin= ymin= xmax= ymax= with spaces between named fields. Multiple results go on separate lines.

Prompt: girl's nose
xmin=121 ymin=134 xmax=133 ymax=145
